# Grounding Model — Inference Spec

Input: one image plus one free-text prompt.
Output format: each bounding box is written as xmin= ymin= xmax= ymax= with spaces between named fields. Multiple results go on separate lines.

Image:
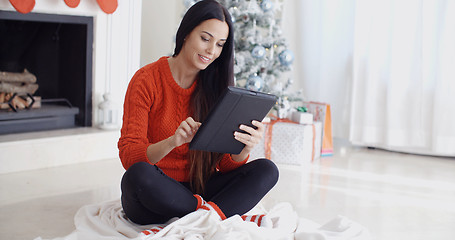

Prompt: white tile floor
xmin=1 ymin=139 xmax=454 ymax=240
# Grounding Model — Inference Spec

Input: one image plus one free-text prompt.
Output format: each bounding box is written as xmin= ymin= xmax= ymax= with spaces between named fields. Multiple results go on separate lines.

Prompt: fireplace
xmin=0 ymin=0 xmax=141 ymax=174
xmin=0 ymin=10 xmax=93 ymax=134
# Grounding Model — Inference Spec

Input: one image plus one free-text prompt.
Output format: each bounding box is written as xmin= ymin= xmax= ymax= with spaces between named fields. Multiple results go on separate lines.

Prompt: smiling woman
xmin=169 ymin=18 xmax=229 ymax=87
xmin=117 ymin=0 xmax=279 ymax=226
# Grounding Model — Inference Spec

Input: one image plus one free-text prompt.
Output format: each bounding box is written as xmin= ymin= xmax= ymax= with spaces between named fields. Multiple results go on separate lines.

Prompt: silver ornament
xmin=279 ymin=50 xmax=294 ymax=66
xmin=261 ymin=0 xmax=274 ymax=12
xmin=251 ymin=45 xmax=266 ymax=59
xmin=247 ymin=75 xmax=264 ymax=91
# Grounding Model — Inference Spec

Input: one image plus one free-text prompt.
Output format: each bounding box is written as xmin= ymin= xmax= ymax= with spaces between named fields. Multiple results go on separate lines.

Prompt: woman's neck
xmin=168 ymin=56 xmax=198 ymax=89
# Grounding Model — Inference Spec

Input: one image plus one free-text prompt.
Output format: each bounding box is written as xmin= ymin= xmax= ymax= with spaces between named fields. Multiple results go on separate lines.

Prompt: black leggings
xmin=120 ymin=159 xmax=279 ymax=225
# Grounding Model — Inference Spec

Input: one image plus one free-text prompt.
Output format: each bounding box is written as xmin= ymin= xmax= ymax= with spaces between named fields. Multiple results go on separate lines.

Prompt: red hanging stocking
xmin=9 ymin=0 xmax=35 ymax=14
xmin=96 ymin=0 xmax=118 ymax=14
xmin=64 ymin=0 xmax=80 ymax=8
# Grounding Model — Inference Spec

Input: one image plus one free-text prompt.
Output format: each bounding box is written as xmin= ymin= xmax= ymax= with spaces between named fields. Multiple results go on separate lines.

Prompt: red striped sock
xmin=241 ymin=214 xmax=273 ymax=228
xmin=141 ymin=195 xmax=227 ymax=237
xmin=140 ymin=225 xmax=164 ymax=236
xmin=206 ymin=201 xmax=227 ymax=220
xmin=141 ymin=195 xmax=205 ymax=237
xmin=193 ymin=194 xmax=206 ymax=209
xmin=194 ymin=195 xmax=226 ymax=220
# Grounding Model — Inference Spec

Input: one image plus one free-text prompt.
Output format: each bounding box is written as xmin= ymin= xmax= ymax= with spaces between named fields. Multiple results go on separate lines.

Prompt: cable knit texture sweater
xmin=118 ymin=57 xmax=247 ymax=182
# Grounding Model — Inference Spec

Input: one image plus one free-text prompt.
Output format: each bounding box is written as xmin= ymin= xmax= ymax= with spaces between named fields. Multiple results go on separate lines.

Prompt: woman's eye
xmin=217 ymin=43 xmax=225 ymax=47
xmin=201 ymin=36 xmax=209 ymax=41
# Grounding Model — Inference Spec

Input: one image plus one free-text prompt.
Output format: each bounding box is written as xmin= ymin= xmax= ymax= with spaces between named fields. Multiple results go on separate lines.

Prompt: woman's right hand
xmin=171 ymin=117 xmax=202 ymax=148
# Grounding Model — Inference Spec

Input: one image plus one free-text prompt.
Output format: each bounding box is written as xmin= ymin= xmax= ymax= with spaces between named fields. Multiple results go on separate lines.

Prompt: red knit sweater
xmin=118 ymin=57 xmax=247 ymax=182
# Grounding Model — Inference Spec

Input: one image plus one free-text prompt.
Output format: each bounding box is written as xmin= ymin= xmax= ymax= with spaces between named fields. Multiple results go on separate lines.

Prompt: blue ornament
xmin=231 ymin=15 xmax=236 ymax=23
xmin=261 ymin=0 xmax=274 ymax=12
xmin=279 ymin=50 xmax=294 ymax=66
xmin=251 ymin=45 xmax=266 ymax=59
xmin=247 ymin=75 xmax=264 ymax=91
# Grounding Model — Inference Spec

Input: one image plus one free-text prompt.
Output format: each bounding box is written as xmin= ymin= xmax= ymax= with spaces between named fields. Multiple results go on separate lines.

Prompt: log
xmin=0 ymin=93 xmax=12 ymax=103
xmin=0 ymin=82 xmax=39 ymax=94
xmin=14 ymin=96 xmax=27 ymax=109
xmin=0 ymin=103 xmax=8 ymax=110
xmin=28 ymin=96 xmax=41 ymax=108
xmin=0 ymin=69 xmax=37 ymax=83
xmin=0 ymin=93 xmax=41 ymax=110
xmin=0 ymin=93 xmax=13 ymax=110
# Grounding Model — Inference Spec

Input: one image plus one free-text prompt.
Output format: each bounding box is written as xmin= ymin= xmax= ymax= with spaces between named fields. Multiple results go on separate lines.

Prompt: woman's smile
xmin=199 ymin=54 xmax=211 ymax=63
xmin=180 ymin=19 xmax=229 ymax=71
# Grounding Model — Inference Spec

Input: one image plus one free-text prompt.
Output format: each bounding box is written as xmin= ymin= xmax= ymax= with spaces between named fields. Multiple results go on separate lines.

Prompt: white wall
xmin=140 ymin=0 xmax=185 ymax=67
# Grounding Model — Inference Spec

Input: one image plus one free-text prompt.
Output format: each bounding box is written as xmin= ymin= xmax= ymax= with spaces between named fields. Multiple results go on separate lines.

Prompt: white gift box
xmin=291 ymin=111 xmax=313 ymax=124
xmin=250 ymin=121 xmax=322 ymax=165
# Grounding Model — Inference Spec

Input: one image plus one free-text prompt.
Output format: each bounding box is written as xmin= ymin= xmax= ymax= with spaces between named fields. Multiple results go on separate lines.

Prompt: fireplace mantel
xmin=0 ymin=0 xmax=142 ymax=173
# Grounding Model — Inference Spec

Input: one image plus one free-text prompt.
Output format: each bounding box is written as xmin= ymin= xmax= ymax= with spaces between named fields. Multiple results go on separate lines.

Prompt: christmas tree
xmin=184 ymin=0 xmax=300 ymax=115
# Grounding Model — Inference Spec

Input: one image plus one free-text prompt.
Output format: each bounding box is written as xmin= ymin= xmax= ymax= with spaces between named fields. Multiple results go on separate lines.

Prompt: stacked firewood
xmin=0 ymin=69 xmax=41 ymax=111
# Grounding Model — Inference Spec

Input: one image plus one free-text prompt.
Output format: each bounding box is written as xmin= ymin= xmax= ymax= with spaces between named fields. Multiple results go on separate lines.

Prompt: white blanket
xmin=35 ymin=200 xmax=371 ymax=240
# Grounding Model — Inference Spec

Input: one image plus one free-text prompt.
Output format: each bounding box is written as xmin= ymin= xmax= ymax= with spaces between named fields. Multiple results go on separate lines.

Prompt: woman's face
xmin=181 ymin=19 xmax=229 ymax=71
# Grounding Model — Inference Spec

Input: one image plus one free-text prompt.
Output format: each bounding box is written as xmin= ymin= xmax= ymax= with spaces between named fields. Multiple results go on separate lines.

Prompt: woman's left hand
xmin=233 ymin=120 xmax=265 ymax=159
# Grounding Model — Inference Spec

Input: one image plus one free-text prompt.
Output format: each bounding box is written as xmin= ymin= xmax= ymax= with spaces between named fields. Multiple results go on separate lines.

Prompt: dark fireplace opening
xmin=0 ymin=11 xmax=93 ymax=134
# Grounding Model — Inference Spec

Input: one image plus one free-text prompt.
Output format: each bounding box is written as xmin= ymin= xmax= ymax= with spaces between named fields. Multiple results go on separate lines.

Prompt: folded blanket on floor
xmin=34 ymin=200 xmax=371 ymax=240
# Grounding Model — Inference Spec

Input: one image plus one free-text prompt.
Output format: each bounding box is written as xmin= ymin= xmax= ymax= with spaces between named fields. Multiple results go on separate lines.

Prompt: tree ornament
xmin=231 ymin=15 xmax=237 ymax=23
xmin=241 ymin=13 xmax=250 ymax=23
xmin=279 ymin=49 xmax=294 ymax=66
xmin=251 ymin=45 xmax=266 ymax=59
xmin=260 ymin=0 xmax=274 ymax=12
xmin=247 ymin=75 xmax=264 ymax=91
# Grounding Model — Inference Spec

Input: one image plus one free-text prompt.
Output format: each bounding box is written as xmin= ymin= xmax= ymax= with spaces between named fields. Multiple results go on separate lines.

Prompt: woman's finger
xmin=185 ymin=117 xmax=201 ymax=132
xmin=176 ymin=128 xmax=188 ymax=138
xmin=234 ymin=131 xmax=258 ymax=145
xmin=179 ymin=120 xmax=193 ymax=134
xmin=252 ymin=120 xmax=265 ymax=134
xmin=239 ymin=124 xmax=256 ymax=135
xmin=239 ymin=122 xmax=264 ymax=139
xmin=234 ymin=132 xmax=248 ymax=144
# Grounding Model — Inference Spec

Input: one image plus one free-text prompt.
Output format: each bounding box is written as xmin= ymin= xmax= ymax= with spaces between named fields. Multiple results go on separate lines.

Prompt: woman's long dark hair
xmin=173 ymin=0 xmax=235 ymax=194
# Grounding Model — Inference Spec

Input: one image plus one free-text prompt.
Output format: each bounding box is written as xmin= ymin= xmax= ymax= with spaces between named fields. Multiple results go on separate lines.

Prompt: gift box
xmin=302 ymin=102 xmax=333 ymax=156
xmin=250 ymin=120 xmax=322 ymax=165
xmin=290 ymin=111 xmax=313 ymax=124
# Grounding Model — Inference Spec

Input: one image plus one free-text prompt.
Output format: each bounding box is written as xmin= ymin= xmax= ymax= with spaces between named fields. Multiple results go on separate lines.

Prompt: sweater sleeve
xmin=217 ymin=154 xmax=249 ymax=173
xmin=118 ymin=68 xmax=155 ymax=170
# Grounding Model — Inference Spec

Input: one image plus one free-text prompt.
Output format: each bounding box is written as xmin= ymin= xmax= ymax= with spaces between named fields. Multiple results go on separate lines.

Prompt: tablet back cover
xmin=189 ymin=87 xmax=277 ymax=154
